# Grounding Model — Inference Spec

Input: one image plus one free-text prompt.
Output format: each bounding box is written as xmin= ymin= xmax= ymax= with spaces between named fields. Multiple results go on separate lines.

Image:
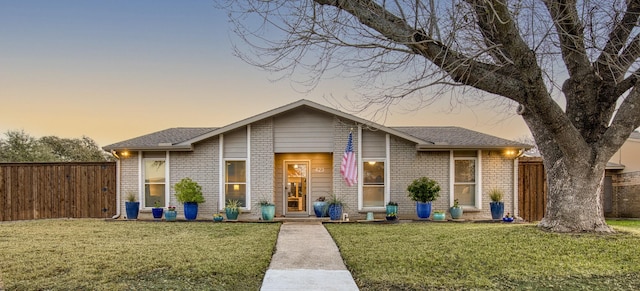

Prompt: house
xmin=606 ymin=131 xmax=640 ymax=217
xmin=103 ymin=99 xmax=530 ymax=220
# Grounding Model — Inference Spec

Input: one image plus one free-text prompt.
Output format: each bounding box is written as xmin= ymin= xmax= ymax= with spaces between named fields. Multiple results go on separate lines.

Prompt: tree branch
xmin=595 ymin=0 xmax=640 ymax=81
xmin=543 ymin=0 xmax=591 ymax=78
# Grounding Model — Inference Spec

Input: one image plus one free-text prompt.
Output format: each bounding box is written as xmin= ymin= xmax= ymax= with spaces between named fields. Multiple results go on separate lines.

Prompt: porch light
xmin=121 ymin=151 xmax=130 ymax=158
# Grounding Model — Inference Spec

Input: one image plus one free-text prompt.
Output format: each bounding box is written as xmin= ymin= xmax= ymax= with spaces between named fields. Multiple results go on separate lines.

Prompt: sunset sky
xmin=1 ymin=0 xmax=530 ymax=148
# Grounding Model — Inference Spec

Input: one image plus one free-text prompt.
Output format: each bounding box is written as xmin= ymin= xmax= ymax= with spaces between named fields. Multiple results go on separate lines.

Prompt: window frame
xmin=450 ymin=150 xmax=482 ymax=209
xmin=139 ymin=152 xmax=169 ymax=210
xmin=223 ymin=159 xmax=248 ymax=209
xmin=358 ymin=126 xmax=390 ymax=211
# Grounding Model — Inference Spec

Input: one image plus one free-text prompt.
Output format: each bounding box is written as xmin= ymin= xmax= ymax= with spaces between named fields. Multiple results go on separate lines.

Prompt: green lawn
xmin=326 ymin=222 xmax=640 ymax=290
xmin=0 ymin=219 xmax=280 ymax=290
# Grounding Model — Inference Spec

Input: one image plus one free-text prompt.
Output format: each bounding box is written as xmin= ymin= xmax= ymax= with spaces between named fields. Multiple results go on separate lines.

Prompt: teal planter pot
xmin=183 ymin=202 xmax=199 ymax=220
xmin=226 ymin=208 xmax=239 ymax=220
xmin=313 ymin=201 xmax=328 ymax=217
xmin=125 ymin=201 xmax=139 ymax=220
xmin=450 ymin=207 xmax=463 ymax=219
xmin=165 ymin=210 xmax=177 ymax=221
xmin=433 ymin=212 xmax=446 ymax=221
xmin=261 ymin=204 xmax=276 ymax=221
xmin=386 ymin=205 xmax=398 ymax=216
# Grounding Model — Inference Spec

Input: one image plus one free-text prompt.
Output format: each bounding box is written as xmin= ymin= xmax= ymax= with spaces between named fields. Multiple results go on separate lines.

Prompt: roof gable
xmin=103 ymin=99 xmax=530 ymax=151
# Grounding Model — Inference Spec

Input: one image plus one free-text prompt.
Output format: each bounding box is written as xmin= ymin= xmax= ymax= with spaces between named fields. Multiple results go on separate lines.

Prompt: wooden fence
xmin=0 ymin=163 xmax=116 ymax=221
xmin=518 ymin=157 xmax=547 ymax=222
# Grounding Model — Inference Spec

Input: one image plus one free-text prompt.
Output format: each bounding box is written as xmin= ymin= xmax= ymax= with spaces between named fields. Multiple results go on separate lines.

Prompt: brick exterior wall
xmin=170 ymin=137 xmax=219 ymax=218
xmin=250 ymin=119 xmax=275 ymax=216
xmin=611 ymin=171 xmax=640 ymax=218
xmin=332 ymin=120 xmax=359 ymax=218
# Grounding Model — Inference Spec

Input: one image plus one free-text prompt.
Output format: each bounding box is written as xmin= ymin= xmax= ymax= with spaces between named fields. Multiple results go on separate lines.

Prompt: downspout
xmin=111 ymin=151 xmax=121 ymax=219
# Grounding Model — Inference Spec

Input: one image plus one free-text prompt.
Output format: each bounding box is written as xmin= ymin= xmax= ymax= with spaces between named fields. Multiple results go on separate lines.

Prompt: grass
xmin=325 ymin=222 xmax=640 ymax=290
xmin=0 ymin=219 xmax=280 ymax=290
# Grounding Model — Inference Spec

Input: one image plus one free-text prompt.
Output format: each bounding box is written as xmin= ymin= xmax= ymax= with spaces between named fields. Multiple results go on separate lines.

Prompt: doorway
xmin=284 ymin=161 xmax=309 ymax=215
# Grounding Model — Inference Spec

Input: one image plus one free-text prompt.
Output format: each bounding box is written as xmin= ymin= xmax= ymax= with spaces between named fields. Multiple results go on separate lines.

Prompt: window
xmin=143 ymin=159 xmax=166 ymax=208
xmin=363 ymin=161 xmax=385 ymax=207
xmin=453 ymin=151 xmax=477 ymax=207
xmin=225 ymin=160 xmax=246 ymax=207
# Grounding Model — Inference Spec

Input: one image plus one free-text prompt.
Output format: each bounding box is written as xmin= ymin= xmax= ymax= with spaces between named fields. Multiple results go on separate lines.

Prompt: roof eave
xmin=416 ymin=144 xmax=532 ymax=151
xmin=103 ymin=145 xmax=194 ymax=152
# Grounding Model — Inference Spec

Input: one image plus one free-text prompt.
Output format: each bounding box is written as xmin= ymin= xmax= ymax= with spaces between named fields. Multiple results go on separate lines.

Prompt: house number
xmin=315 ymin=168 xmax=325 ymax=173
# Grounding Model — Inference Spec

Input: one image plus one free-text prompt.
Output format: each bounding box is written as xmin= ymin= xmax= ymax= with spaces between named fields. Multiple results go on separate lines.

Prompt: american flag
xmin=340 ymin=131 xmax=357 ymax=187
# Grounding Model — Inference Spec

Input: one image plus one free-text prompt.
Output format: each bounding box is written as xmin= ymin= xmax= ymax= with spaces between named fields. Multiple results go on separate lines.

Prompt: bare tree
xmin=224 ymin=0 xmax=640 ymax=233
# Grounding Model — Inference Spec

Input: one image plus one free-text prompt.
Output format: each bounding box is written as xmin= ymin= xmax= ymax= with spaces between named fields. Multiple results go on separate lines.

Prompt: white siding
xmin=362 ymin=129 xmax=386 ymax=158
xmin=223 ymin=127 xmax=247 ymax=158
xmin=274 ymin=108 xmax=334 ymax=152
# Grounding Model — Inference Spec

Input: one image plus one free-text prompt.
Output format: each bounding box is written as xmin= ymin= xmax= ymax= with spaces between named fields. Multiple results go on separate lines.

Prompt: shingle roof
xmin=102 ymin=100 xmax=531 ymax=151
xmin=392 ymin=126 xmax=530 ymax=148
xmin=103 ymin=127 xmax=217 ymax=150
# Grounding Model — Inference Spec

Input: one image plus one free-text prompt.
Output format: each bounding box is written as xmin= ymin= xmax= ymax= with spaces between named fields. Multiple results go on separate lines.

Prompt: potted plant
xmin=449 ymin=199 xmax=463 ymax=219
xmin=152 ymin=200 xmax=164 ymax=220
xmin=124 ymin=191 xmax=139 ymax=220
xmin=313 ymin=196 xmax=328 ymax=217
xmin=225 ymin=199 xmax=241 ymax=220
xmin=174 ymin=177 xmax=205 ymax=221
xmin=503 ymin=212 xmax=515 ymax=223
xmin=258 ymin=197 xmax=276 ymax=221
xmin=213 ymin=213 xmax=224 ymax=222
xmin=489 ymin=188 xmax=504 ymax=220
xmin=165 ymin=206 xmax=177 ymax=221
xmin=326 ymin=194 xmax=344 ymax=221
xmin=432 ymin=210 xmax=446 ymax=221
xmin=385 ymin=212 xmax=397 ymax=221
xmin=386 ymin=201 xmax=398 ymax=217
xmin=407 ymin=177 xmax=441 ymax=219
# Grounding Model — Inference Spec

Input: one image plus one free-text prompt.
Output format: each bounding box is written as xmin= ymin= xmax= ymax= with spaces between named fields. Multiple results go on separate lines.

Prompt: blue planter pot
xmin=261 ymin=204 xmax=276 ymax=221
xmin=490 ymin=202 xmax=504 ymax=220
xmin=165 ymin=210 xmax=177 ymax=221
xmin=152 ymin=208 xmax=164 ymax=219
xmin=183 ymin=202 xmax=199 ymax=220
xmin=313 ymin=201 xmax=328 ymax=217
xmin=416 ymin=202 xmax=432 ymax=219
xmin=226 ymin=208 xmax=239 ymax=220
xmin=125 ymin=202 xmax=139 ymax=220
xmin=328 ymin=204 xmax=343 ymax=221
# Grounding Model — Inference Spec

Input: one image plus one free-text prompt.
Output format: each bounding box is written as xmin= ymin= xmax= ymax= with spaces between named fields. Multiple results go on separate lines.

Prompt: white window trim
xmin=450 ymin=150 xmax=482 ymax=209
xmin=139 ymin=151 xmax=170 ymax=209
xmin=358 ymin=128 xmax=390 ymax=211
xmin=218 ymin=126 xmax=251 ymax=211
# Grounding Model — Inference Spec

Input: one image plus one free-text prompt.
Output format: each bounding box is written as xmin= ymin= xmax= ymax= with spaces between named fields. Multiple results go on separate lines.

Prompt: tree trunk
xmin=537 ymin=155 xmax=613 ymax=233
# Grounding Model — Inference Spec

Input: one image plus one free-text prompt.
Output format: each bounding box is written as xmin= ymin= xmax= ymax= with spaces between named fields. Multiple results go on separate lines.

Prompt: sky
xmin=0 ymin=0 xmax=531 ymax=148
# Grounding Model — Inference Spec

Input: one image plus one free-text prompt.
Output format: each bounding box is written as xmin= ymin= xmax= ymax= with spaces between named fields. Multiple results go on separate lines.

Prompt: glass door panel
xmin=285 ymin=162 xmax=308 ymax=214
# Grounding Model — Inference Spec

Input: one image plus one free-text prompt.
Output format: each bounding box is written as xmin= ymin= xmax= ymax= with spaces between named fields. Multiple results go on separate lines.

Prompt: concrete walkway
xmin=260 ymin=222 xmax=359 ymax=291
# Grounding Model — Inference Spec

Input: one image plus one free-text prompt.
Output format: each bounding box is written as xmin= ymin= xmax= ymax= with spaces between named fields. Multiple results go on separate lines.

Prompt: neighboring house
xmin=606 ymin=131 xmax=640 ymax=217
xmin=103 ymin=99 xmax=530 ymax=220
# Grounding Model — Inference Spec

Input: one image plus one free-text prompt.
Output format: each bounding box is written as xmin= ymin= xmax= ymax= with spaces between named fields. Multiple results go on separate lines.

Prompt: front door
xmin=284 ymin=161 xmax=309 ymax=215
